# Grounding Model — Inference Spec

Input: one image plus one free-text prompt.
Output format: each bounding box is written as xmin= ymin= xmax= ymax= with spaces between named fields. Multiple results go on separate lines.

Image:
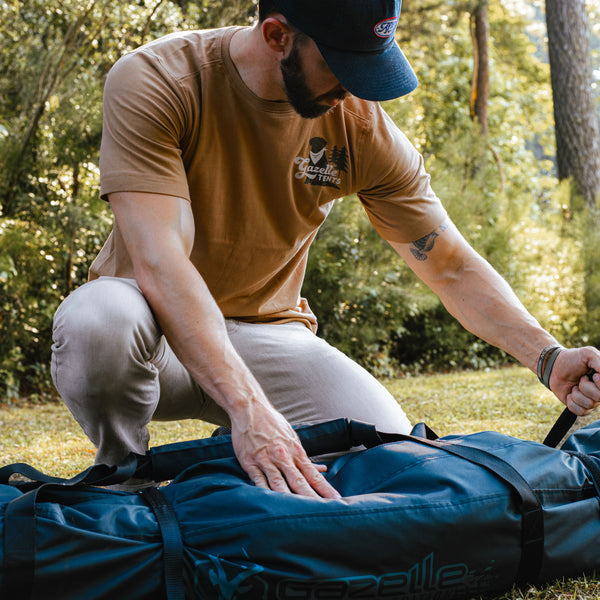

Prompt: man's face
xmin=280 ymin=35 xmax=349 ymax=119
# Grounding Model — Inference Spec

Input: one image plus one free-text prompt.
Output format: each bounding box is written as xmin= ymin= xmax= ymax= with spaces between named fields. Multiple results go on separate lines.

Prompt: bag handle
xmin=543 ymin=369 xmax=597 ymax=448
xmin=144 ymin=418 xmax=374 ymax=482
xmin=0 ymin=453 xmax=140 ymax=490
xmin=543 ymin=407 xmax=577 ymax=448
xmin=0 ymin=419 xmax=368 ymax=490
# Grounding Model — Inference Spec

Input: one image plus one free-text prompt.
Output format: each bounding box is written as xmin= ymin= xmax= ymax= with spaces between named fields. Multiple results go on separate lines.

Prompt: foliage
xmin=0 ymin=219 xmax=66 ymax=400
xmin=560 ymin=182 xmax=600 ymax=348
xmin=0 ymin=0 xmax=597 ymax=398
xmin=0 ymin=0 xmax=256 ymax=400
xmin=305 ymin=0 xmax=595 ymax=373
xmin=0 ymin=177 xmax=112 ymax=401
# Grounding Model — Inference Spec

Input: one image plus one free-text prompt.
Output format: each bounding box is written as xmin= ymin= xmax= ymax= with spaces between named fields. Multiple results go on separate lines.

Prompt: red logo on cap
xmin=374 ymin=16 xmax=398 ymax=38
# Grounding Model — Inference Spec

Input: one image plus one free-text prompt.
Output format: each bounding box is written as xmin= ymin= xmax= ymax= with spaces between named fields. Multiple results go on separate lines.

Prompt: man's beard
xmin=280 ymin=40 xmax=346 ymax=119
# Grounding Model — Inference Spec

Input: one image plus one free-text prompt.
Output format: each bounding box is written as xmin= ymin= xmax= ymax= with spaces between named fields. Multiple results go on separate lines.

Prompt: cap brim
xmin=316 ymin=40 xmax=418 ymax=102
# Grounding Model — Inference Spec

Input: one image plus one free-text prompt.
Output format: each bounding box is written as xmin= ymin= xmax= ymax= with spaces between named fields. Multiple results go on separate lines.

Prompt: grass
xmin=386 ymin=365 xmax=581 ymax=441
xmin=0 ymin=402 xmax=216 ymax=475
xmin=1 ymin=365 xmax=600 ymax=599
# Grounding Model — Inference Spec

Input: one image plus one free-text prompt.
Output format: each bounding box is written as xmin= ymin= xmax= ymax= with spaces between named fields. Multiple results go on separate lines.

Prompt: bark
xmin=470 ymin=0 xmax=489 ymax=136
xmin=546 ymin=0 xmax=600 ymax=207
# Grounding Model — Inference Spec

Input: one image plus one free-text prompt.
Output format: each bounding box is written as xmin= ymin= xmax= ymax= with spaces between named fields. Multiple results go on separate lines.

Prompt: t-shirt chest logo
xmin=294 ymin=137 xmax=348 ymax=190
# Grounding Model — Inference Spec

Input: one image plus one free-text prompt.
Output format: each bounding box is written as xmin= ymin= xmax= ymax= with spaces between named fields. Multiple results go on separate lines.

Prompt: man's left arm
xmin=389 ymin=217 xmax=600 ymax=416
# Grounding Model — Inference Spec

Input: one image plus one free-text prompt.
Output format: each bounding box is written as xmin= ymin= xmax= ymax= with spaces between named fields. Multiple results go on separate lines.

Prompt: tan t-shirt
xmin=94 ymin=27 xmax=447 ymax=331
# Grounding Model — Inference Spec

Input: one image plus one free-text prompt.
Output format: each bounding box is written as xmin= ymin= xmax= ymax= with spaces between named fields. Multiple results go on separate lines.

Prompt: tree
xmin=0 ymin=0 xmax=593 ymax=395
xmin=544 ymin=0 xmax=600 ymax=347
xmin=470 ymin=0 xmax=489 ymax=135
xmin=0 ymin=0 xmax=256 ymax=399
xmin=545 ymin=0 xmax=600 ymax=207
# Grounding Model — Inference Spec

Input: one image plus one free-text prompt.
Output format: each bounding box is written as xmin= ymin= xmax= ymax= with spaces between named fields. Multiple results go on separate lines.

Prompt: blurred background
xmin=1 ymin=0 xmax=598 ymax=401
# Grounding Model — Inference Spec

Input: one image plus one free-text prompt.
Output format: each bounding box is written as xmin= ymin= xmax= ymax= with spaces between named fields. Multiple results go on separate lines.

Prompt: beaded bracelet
xmin=536 ymin=344 xmax=564 ymax=390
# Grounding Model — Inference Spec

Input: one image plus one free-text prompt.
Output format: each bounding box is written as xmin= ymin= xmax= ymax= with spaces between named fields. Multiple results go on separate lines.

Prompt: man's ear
xmin=261 ymin=16 xmax=294 ymax=56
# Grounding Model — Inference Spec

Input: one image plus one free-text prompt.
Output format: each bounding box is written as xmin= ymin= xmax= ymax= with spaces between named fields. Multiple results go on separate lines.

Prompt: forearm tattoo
xmin=410 ymin=222 xmax=448 ymax=262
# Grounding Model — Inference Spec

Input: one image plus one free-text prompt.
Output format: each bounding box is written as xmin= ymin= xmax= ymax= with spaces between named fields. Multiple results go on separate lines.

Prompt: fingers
xmin=291 ymin=452 xmax=341 ymax=499
xmin=286 ymin=462 xmax=341 ymax=499
xmin=566 ymin=373 xmax=600 ymax=416
xmin=550 ymin=347 xmax=600 ymax=413
xmin=241 ymin=440 xmax=341 ymax=499
xmin=230 ymin=400 xmax=343 ymax=499
xmin=245 ymin=464 xmax=272 ymax=491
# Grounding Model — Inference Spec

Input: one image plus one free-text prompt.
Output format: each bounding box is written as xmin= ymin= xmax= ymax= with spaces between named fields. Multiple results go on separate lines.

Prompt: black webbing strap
xmin=0 ymin=453 xmax=140 ymax=490
xmin=543 ymin=370 xmax=597 ymax=448
xmin=543 ymin=408 xmax=577 ymax=448
xmin=147 ymin=418 xmax=357 ymax=481
xmin=376 ymin=432 xmax=545 ymax=585
xmin=410 ymin=421 xmax=440 ymax=440
xmin=139 ymin=487 xmax=185 ymax=600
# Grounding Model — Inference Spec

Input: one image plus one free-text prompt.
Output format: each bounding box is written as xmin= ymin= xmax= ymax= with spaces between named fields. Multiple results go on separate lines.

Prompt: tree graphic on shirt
xmin=329 ymin=146 xmax=349 ymax=173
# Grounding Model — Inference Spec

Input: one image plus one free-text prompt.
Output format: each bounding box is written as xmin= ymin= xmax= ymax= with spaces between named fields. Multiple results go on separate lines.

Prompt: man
xmin=52 ymin=0 xmax=600 ymax=497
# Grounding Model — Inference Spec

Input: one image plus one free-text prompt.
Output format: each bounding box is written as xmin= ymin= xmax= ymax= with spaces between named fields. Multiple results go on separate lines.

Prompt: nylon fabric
xmin=377 ymin=431 xmax=544 ymax=583
xmin=3 ymin=486 xmax=37 ymax=599
xmin=2 ymin=418 xmax=600 ymax=599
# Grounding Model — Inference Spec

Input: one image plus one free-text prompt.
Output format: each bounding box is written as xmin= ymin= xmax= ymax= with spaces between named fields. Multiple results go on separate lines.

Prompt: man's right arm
xmin=108 ymin=191 xmax=339 ymax=499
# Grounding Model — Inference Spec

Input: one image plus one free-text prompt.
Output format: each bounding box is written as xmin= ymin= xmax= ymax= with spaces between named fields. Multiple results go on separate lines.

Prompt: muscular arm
xmin=109 ymin=191 xmax=339 ymax=498
xmin=392 ymin=219 xmax=556 ymax=370
xmin=390 ymin=218 xmax=600 ymax=414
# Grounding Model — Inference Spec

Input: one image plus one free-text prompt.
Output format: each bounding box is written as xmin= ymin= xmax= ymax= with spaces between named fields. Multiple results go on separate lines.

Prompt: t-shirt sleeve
xmin=357 ymin=106 xmax=447 ymax=243
xmin=99 ymin=49 xmax=192 ymax=201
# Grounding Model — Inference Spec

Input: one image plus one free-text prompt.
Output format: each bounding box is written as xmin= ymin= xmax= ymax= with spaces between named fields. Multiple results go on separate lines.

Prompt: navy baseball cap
xmin=271 ymin=0 xmax=418 ymax=101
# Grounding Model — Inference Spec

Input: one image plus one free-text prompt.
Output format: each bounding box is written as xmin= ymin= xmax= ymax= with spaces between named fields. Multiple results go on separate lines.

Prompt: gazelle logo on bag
xmin=193 ymin=552 xmax=497 ymax=599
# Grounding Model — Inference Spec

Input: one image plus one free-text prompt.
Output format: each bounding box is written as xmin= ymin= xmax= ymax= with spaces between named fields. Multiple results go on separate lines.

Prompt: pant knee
xmin=55 ymin=277 xmax=156 ymax=340
xmin=51 ymin=277 xmax=161 ymax=400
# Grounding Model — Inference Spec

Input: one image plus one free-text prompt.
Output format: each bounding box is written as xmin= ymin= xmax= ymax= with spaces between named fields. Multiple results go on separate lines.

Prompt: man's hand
xmin=110 ymin=191 xmax=341 ymax=499
xmin=230 ymin=401 xmax=341 ymax=499
xmin=550 ymin=347 xmax=600 ymax=415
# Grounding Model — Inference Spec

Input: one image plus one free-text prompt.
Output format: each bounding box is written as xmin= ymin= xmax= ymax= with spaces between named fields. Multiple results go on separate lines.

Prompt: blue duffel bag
xmin=1 ymin=415 xmax=600 ymax=600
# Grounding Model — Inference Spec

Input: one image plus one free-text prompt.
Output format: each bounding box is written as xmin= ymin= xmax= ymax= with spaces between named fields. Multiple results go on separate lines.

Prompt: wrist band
xmin=536 ymin=344 xmax=564 ymax=390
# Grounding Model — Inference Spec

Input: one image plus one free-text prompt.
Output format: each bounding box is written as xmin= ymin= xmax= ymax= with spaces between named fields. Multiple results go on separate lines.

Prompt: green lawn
xmin=1 ymin=365 xmax=600 ymax=599
xmin=386 ymin=365 xmax=581 ymax=441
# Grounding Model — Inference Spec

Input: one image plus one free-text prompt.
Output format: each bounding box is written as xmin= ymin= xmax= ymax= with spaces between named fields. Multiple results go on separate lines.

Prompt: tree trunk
xmin=470 ymin=0 xmax=489 ymax=136
xmin=546 ymin=0 xmax=600 ymax=208
xmin=1 ymin=2 xmax=99 ymax=217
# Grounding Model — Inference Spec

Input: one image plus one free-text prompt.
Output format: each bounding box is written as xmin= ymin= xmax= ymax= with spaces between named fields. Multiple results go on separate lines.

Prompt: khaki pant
xmin=51 ymin=277 xmax=411 ymax=465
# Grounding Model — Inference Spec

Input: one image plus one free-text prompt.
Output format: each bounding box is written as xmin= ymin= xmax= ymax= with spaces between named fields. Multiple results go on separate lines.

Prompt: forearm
xmin=433 ymin=251 xmax=558 ymax=372
xmin=134 ymin=252 xmax=268 ymax=419
xmin=393 ymin=219 xmax=600 ymax=414
xmin=137 ymin=257 xmax=340 ymax=496
xmin=390 ymin=221 xmax=558 ymax=373
xmin=108 ymin=192 xmax=339 ymax=497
